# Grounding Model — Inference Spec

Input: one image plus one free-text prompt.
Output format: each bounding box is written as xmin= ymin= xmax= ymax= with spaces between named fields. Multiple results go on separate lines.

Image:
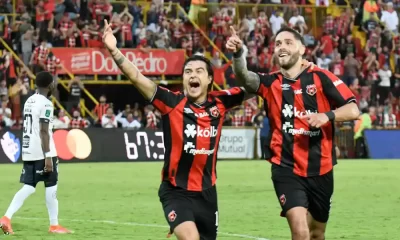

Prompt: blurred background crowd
xmin=0 ymin=0 xmax=398 ymax=157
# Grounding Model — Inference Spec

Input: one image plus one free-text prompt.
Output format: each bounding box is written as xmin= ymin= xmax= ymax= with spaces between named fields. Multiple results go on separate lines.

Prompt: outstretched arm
xmin=103 ymin=20 xmax=156 ymax=101
xmin=232 ymin=48 xmax=261 ymax=94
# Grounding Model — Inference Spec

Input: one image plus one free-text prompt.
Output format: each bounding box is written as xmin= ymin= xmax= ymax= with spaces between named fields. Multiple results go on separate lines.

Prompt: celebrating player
xmin=0 ymin=72 xmax=71 ymax=235
xmin=102 ymin=20 xmax=246 ymax=240
xmin=228 ymin=26 xmax=360 ymax=240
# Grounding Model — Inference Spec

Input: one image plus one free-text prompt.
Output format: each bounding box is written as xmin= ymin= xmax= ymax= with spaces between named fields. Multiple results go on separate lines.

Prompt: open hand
xmin=225 ymin=26 xmax=243 ymax=53
xmin=102 ymin=20 xmax=117 ymax=51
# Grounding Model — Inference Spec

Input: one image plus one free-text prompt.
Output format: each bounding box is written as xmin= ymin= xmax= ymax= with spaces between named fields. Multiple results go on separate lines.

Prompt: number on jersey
xmin=22 ymin=113 xmax=33 ymax=148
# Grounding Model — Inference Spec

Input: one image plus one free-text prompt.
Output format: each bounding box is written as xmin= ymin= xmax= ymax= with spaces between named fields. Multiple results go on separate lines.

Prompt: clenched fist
xmin=226 ymin=26 xmax=243 ymax=53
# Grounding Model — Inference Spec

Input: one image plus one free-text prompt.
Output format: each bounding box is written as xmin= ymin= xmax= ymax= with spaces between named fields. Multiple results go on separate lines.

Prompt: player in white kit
xmin=0 ymin=72 xmax=71 ymax=235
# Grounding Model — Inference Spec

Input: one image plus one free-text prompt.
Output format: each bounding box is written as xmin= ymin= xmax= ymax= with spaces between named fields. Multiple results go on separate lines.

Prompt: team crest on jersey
xmin=168 ymin=210 xmax=177 ymax=222
xmin=209 ymin=106 xmax=220 ymax=118
xmin=306 ymin=84 xmax=317 ymax=96
xmin=279 ymin=194 xmax=286 ymax=206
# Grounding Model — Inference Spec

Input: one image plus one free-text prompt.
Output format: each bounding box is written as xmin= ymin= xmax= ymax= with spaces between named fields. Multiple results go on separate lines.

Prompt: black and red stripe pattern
xmin=257 ymin=66 xmax=355 ymax=177
xmin=151 ymin=86 xmax=245 ymax=191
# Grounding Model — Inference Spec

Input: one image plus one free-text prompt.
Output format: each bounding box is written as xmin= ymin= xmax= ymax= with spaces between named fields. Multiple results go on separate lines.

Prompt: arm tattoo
xmin=111 ymin=50 xmax=125 ymax=66
xmin=232 ymin=51 xmax=261 ymax=93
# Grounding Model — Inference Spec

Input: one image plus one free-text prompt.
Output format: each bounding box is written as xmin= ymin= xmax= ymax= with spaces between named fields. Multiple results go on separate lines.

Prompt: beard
xmin=277 ymin=51 xmax=301 ymax=70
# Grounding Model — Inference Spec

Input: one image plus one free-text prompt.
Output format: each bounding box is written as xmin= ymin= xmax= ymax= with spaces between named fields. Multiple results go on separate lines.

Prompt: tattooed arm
xmin=108 ymin=49 xmax=156 ymax=101
xmin=232 ymin=48 xmax=261 ymax=94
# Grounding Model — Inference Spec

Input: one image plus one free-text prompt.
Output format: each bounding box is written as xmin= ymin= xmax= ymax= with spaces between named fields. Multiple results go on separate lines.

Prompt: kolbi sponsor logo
xmin=183 ymin=142 xmax=215 ymax=155
xmin=184 ymin=124 xmax=218 ymax=138
xmin=282 ymin=104 xmax=318 ymax=118
xmin=282 ymin=122 xmax=321 ymax=137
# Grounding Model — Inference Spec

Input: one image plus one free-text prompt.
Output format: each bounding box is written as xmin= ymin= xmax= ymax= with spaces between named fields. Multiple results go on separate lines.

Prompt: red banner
xmin=51 ymin=48 xmax=186 ymax=75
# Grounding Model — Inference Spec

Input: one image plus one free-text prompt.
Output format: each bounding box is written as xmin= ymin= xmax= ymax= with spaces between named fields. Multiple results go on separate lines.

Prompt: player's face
xmin=274 ymin=31 xmax=305 ymax=70
xmin=183 ymin=60 xmax=211 ymax=101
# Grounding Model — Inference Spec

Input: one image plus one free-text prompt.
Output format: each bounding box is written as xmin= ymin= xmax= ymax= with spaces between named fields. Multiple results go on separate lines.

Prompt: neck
xmin=190 ymin=94 xmax=207 ymax=105
xmin=37 ymin=89 xmax=49 ymax=96
xmin=280 ymin=58 xmax=304 ymax=79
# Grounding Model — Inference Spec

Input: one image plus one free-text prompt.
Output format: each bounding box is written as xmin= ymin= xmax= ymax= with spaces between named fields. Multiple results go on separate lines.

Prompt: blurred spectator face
xmin=274 ymin=31 xmax=305 ymax=70
xmin=73 ymin=110 xmax=80 ymax=118
xmin=133 ymin=110 xmax=139 ymax=118
xmin=320 ymin=53 xmax=326 ymax=59
xmin=106 ymin=108 xmax=114 ymax=117
xmin=127 ymin=113 xmax=134 ymax=122
xmin=99 ymin=95 xmax=106 ymax=103
xmin=383 ymin=46 xmax=389 ymax=53
xmin=38 ymin=1 xmax=44 ymax=7
xmin=1 ymin=95 xmax=7 ymax=102
xmin=58 ymin=110 xmax=65 ymax=118
xmin=122 ymin=15 xmax=129 ymax=24
xmin=0 ymin=80 xmax=5 ymax=87
xmin=182 ymin=60 xmax=212 ymax=100
xmin=335 ymin=54 xmax=341 ymax=62
xmin=263 ymin=47 xmax=268 ymax=54
xmin=369 ymin=106 xmax=376 ymax=116
xmin=383 ymin=64 xmax=389 ymax=70
xmin=348 ymin=52 xmax=354 ymax=58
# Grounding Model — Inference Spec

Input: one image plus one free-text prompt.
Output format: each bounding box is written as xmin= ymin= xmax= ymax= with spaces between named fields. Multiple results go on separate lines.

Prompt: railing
xmin=0 ymin=37 xmax=71 ymax=118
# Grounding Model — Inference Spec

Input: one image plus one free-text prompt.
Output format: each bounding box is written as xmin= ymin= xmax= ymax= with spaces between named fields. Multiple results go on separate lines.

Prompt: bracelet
xmin=45 ymin=152 xmax=51 ymax=158
xmin=325 ymin=111 xmax=335 ymax=121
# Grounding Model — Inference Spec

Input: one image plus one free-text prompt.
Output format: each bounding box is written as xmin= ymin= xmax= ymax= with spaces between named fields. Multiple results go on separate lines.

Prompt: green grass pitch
xmin=0 ymin=160 xmax=399 ymax=240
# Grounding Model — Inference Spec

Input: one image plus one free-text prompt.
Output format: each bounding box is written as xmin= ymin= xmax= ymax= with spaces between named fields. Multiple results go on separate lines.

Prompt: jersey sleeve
xmin=39 ymin=102 xmax=54 ymax=123
xmin=256 ymin=72 xmax=278 ymax=97
xmin=315 ymin=69 xmax=356 ymax=108
xmin=150 ymin=85 xmax=184 ymax=115
xmin=210 ymin=87 xmax=246 ymax=110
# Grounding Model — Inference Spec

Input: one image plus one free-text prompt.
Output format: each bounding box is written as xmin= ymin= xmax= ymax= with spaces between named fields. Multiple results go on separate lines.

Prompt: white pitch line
xmin=16 ymin=217 xmax=270 ymax=240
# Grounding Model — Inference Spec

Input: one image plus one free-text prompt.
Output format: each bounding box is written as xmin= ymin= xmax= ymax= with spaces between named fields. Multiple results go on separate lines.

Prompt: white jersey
xmin=22 ymin=93 xmax=57 ymax=161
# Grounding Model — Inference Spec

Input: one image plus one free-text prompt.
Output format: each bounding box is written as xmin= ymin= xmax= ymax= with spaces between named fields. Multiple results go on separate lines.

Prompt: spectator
xmin=101 ymin=107 xmax=117 ymax=128
xmin=53 ymin=110 xmax=71 ymax=129
xmin=377 ymin=63 xmax=392 ymax=105
xmin=144 ymin=105 xmax=157 ymax=129
xmin=70 ymin=110 xmax=90 ymax=129
xmin=67 ymin=76 xmax=84 ymax=113
xmin=116 ymin=112 xmax=141 ymax=129
xmin=383 ymin=106 xmax=397 ymax=128
xmin=380 ymin=2 xmax=398 ymax=34
xmin=93 ymin=94 xmax=109 ymax=126
xmin=0 ymin=101 xmax=13 ymax=128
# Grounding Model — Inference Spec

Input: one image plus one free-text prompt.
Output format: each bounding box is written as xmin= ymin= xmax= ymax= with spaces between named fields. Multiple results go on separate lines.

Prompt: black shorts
xmin=20 ymin=157 xmax=59 ymax=187
xmin=158 ymin=181 xmax=218 ymax=240
xmin=271 ymin=164 xmax=334 ymax=223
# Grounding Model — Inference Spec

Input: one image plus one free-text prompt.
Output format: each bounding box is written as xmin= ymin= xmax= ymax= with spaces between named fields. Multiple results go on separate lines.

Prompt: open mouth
xmin=278 ymin=52 xmax=290 ymax=58
xmin=189 ymin=81 xmax=200 ymax=89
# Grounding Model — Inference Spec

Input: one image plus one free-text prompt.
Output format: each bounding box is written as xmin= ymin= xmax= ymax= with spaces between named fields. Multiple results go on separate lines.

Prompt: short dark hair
xmin=182 ymin=54 xmax=214 ymax=90
xmin=35 ymin=71 xmax=53 ymax=88
xmin=275 ymin=27 xmax=305 ymax=45
xmin=183 ymin=54 xmax=214 ymax=77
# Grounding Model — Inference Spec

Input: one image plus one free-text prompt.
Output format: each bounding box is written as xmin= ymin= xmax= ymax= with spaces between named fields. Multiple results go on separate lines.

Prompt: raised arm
xmin=226 ymin=26 xmax=261 ymax=93
xmin=102 ymin=20 xmax=156 ymax=101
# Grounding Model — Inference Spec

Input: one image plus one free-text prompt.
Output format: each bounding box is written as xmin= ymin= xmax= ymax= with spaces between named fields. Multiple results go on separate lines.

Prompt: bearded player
xmin=0 ymin=72 xmax=71 ymax=235
xmin=228 ymin=26 xmax=359 ymax=240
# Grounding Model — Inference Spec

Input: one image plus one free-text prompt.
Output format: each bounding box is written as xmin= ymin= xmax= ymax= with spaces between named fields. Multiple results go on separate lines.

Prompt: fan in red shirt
xmin=229 ymin=26 xmax=359 ymax=240
xmin=103 ymin=20 xmax=247 ymax=240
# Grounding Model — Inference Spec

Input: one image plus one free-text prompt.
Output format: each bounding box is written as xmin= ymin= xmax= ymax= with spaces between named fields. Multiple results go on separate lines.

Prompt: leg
xmin=195 ymin=187 xmax=218 ymax=240
xmin=159 ymin=182 xmax=200 ymax=240
xmin=306 ymin=170 xmax=334 ymax=240
xmin=1 ymin=162 xmax=37 ymax=234
xmin=271 ymin=164 xmax=310 ymax=240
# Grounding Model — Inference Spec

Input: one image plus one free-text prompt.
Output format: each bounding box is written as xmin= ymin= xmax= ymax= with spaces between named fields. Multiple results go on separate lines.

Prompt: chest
xmin=266 ymin=77 xmax=330 ymax=118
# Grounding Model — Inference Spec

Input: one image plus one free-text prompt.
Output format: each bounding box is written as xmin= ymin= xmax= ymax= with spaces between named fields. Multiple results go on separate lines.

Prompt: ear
xmin=299 ymin=44 xmax=306 ymax=56
xmin=208 ymin=75 xmax=212 ymax=85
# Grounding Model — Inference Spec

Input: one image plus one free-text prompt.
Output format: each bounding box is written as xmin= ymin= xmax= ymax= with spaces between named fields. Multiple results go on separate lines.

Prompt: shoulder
xmin=209 ymin=87 xmax=245 ymax=97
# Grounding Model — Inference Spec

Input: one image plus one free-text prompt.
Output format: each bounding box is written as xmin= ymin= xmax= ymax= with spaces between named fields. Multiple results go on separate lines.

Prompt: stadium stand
xmin=0 ymin=0 xmax=399 ymax=158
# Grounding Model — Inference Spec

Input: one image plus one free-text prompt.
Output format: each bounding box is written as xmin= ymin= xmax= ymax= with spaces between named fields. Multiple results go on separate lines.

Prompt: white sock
xmin=45 ymin=185 xmax=59 ymax=226
xmin=5 ymin=185 xmax=36 ymax=219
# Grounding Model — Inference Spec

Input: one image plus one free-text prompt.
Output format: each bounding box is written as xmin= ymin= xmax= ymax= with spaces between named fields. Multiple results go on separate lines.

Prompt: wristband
xmin=45 ymin=152 xmax=51 ymax=158
xmin=233 ymin=48 xmax=244 ymax=58
xmin=325 ymin=111 xmax=335 ymax=121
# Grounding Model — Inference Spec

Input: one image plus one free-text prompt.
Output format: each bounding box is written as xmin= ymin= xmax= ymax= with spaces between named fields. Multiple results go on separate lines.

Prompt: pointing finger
xmin=230 ymin=26 xmax=237 ymax=36
xmin=104 ymin=19 xmax=109 ymax=28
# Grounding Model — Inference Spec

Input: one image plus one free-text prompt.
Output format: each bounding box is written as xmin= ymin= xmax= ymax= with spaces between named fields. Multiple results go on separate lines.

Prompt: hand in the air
xmin=299 ymin=113 xmax=329 ymax=128
xmin=102 ymin=20 xmax=117 ymax=51
xmin=225 ymin=26 xmax=243 ymax=53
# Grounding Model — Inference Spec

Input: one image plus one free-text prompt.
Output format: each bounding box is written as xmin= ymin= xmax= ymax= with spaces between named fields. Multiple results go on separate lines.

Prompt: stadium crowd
xmin=0 ymin=0 xmax=399 ymax=131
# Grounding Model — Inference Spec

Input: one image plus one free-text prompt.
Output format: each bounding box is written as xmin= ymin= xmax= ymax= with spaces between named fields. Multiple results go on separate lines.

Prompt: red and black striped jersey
xmin=151 ymin=86 xmax=245 ymax=191
xmin=256 ymin=66 xmax=355 ymax=177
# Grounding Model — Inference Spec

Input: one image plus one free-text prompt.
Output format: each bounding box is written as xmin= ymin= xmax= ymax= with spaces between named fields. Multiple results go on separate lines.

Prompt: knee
xmin=291 ymin=227 xmax=309 ymax=240
xmin=23 ymin=184 xmax=36 ymax=195
xmin=310 ymin=229 xmax=325 ymax=240
xmin=174 ymin=221 xmax=200 ymax=240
